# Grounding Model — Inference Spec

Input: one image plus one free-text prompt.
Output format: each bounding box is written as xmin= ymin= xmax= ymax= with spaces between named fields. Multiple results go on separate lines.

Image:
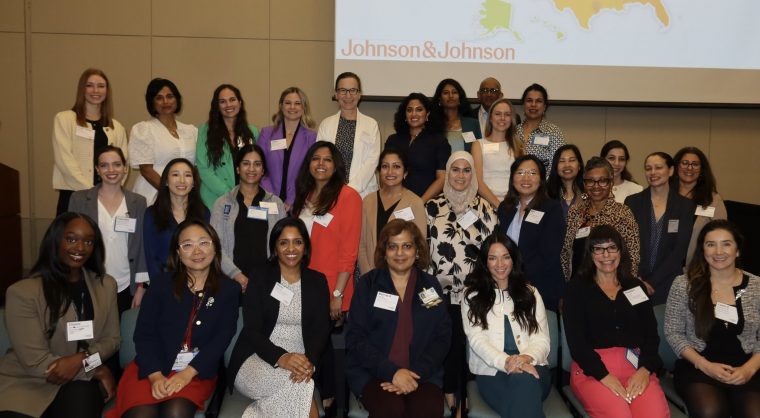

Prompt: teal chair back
xmin=560 ymin=318 xmax=572 ymax=372
xmin=0 ymin=308 xmax=10 ymax=355
xmin=120 ymin=308 xmax=140 ymax=367
xmin=547 ymin=310 xmax=559 ymax=369
xmin=653 ymin=304 xmax=678 ymax=370
xmin=224 ymin=308 xmax=244 ymax=367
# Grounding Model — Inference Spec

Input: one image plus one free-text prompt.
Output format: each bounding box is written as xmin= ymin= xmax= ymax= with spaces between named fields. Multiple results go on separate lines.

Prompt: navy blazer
xmin=345 ymin=268 xmax=451 ymax=398
xmin=69 ymin=185 xmax=148 ymax=294
xmin=625 ymin=188 xmax=695 ymax=304
xmin=133 ymin=272 xmax=240 ymax=379
xmin=227 ymin=264 xmax=331 ymax=389
xmin=497 ymin=198 xmax=566 ymax=311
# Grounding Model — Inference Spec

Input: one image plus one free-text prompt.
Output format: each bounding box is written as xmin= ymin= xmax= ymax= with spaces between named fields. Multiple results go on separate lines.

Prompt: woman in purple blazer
xmin=259 ymin=87 xmax=317 ymax=209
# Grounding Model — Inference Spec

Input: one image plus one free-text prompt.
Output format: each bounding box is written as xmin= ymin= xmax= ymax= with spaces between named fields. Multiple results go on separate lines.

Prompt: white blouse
xmin=479 ymin=137 xmax=515 ymax=201
xmin=612 ymin=180 xmax=644 ymax=204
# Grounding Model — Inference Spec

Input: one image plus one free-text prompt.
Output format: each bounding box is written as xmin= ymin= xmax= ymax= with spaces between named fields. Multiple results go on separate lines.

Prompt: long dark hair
xmin=573 ymin=225 xmax=635 ymax=284
xmin=686 ymin=219 xmax=744 ymax=339
xmin=204 ymin=84 xmax=255 ymax=169
xmin=268 ymin=217 xmax=312 ymax=266
xmin=463 ymin=233 xmax=538 ymax=334
xmin=150 ymin=158 xmax=207 ymax=231
xmin=547 ymin=144 xmax=584 ymax=200
xmin=499 ymin=155 xmax=548 ymax=215
xmin=432 ymin=78 xmax=472 ymax=120
xmin=392 ymin=92 xmax=444 ymax=135
xmin=30 ymin=213 xmax=106 ymax=337
xmin=291 ymin=141 xmax=347 ymax=216
xmin=672 ymin=147 xmax=718 ymax=208
xmin=600 ymin=140 xmax=635 ymax=182
xmin=166 ymin=219 xmax=222 ymax=298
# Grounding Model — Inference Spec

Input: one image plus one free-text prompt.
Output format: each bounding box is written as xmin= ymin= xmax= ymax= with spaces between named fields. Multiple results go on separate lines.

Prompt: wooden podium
xmin=0 ymin=163 xmax=22 ymax=305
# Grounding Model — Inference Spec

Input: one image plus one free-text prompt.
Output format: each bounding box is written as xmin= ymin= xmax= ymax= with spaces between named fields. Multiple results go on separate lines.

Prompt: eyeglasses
xmin=515 ymin=170 xmax=539 ymax=177
xmin=679 ymin=160 xmax=701 ymax=169
xmin=479 ymin=88 xmax=501 ymax=95
xmin=178 ymin=240 xmax=213 ymax=253
xmin=591 ymin=244 xmax=619 ymax=255
xmin=583 ymin=177 xmax=612 ymax=187
xmin=336 ymin=88 xmax=360 ymax=96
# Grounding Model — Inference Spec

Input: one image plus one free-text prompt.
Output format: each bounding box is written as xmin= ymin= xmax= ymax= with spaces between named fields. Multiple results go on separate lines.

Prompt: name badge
xmin=667 ymin=219 xmax=679 ymax=233
xmin=575 ymin=226 xmax=590 ymax=239
xmin=625 ymin=348 xmax=640 ymax=369
xmin=67 ymin=320 xmax=94 ymax=341
xmin=462 ymin=131 xmax=477 ymax=143
xmin=259 ymin=201 xmax=279 ymax=215
xmin=483 ymin=142 xmax=500 ymax=154
xmin=114 ymin=216 xmax=137 ymax=233
xmin=533 ymin=135 xmax=550 ymax=146
xmin=270 ymin=282 xmax=294 ymax=306
xmin=314 ymin=213 xmax=334 ymax=227
xmin=270 ymin=138 xmax=287 ymax=151
xmin=418 ymin=287 xmax=442 ymax=308
xmin=83 ymin=352 xmax=102 ymax=373
xmin=457 ymin=209 xmax=478 ymax=230
xmin=714 ymin=302 xmax=739 ymax=324
xmin=695 ymin=206 xmax=715 ymax=218
xmin=373 ymin=291 xmax=399 ymax=312
xmin=75 ymin=126 xmax=95 ymax=140
xmin=524 ymin=210 xmax=544 ymax=225
xmin=172 ymin=350 xmax=198 ymax=371
xmin=393 ymin=206 xmax=415 ymax=221
xmin=623 ymin=287 xmax=649 ymax=306
xmin=247 ymin=206 xmax=268 ymax=220
xmin=223 ymin=204 xmax=232 ymax=215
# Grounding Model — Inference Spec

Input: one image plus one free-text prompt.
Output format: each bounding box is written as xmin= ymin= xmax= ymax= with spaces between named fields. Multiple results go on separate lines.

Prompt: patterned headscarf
xmin=443 ymin=151 xmax=479 ymax=216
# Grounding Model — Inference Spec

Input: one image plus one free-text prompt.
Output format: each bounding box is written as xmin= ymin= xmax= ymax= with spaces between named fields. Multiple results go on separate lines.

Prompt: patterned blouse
xmin=560 ymin=197 xmax=640 ymax=280
xmin=426 ymin=194 xmax=497 ymax=304
xmin=515 ymin=119 xmax=565 ymax=178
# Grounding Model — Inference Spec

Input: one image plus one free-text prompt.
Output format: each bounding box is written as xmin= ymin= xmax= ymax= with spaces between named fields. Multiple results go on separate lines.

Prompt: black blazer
xmin=227 ymin=264 xmax=331 ymax=388
xmin=497 ymin=198 xmax=566 ymax=311
xmin=625 ymin=187 xmax=695 ymax=304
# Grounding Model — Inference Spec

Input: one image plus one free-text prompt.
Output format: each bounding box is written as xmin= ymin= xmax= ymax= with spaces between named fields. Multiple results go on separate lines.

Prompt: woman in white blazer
xmin=317 ymin=72 xmax=381 ymax=198
xmin=462 ymin=232 xmax=551 ymax=418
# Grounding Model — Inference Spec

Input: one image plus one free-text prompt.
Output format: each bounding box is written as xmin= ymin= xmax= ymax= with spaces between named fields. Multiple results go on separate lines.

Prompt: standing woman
xmin=0 ymin=213 xmax=119 ymax=418
xmin=547 ymin=144 xmax=585 ymax=217
xmin=472 ymin=97 xmax=522 ymax=209
xmin=69 ymin=145 xmax=149 ymax=313
xmin=52 ymin=68 xmax=128 ymax=215
xmin=432 ymin=78 xmax=482 ymax=153
xmin=625 ymin=152 xmax=695 ymax=304
xmin=497 ymin=155 xmax=566 ymax=311
xmin=129 ymin=78 xmax=197 ymax=204
xmin=259 ymin=87 xmax=317 ymax=208
xmin=515 ymin=83 xmax=565 ymax=176
xmin=317 ymin=72 xmax=381 ymax=198
xmin=196 ymin=84 xmax=259 ymax=210
xmin=427 ymin=151 xmax=497 ymax=411
xmin=672 ymin=146 xmax=728 ymax=266
xmin=385 ymin=93 xmax=451 ymax=201
xmin=601 ymin=140 xmax=643 ymax=203
xmin=210 ymin=145 xmax=286 ymax=292
xmin=462 ymin=233 xmax=552 ymax=418
xmin=107 ymin=220 xmax=239 ymax=418
xmin=358 ymin=149 xmax=427 ymax=275
xmin=665 ymin=220 xmax=760 ymax=418
xmin=143 ymin=158 xmax=209 ymax=282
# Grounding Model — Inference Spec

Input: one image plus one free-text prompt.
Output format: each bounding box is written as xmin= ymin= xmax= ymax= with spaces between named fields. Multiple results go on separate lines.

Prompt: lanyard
xmin=181 ymin=290 xmax=206 ymax=351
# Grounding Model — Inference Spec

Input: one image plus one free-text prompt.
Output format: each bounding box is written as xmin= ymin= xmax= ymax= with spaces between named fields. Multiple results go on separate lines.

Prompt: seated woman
xmin=228 ymin=217 xmax=331 ymax=418
xmin=601 ymin=140 xmax=643 ymax=204
xmin=547 ymin=144 xmax=584 ymax=218
xmin=346 ymin=219 xmax=451 ymax=418
xmin=107 ymin=219 xmax=239 ymax=418
xmin=563 ymin=225 xmax=669 ymax=418
xmin=0 ymin=213 xmax=119 ymax=418
xmin=665 ymin=220 xmax=760 ymax=418
xmin=462 ymin=232 xmax=551 ymax=418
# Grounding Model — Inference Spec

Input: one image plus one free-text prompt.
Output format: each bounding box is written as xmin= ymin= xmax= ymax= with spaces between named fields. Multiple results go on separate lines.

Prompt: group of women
xmin=0 ymin=67 xmax=754 ymax=418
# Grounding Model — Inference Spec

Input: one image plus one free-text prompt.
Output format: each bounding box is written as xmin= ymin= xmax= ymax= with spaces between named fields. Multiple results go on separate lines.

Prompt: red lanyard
xmin=182 ymin=290 xmax=205 ymax=351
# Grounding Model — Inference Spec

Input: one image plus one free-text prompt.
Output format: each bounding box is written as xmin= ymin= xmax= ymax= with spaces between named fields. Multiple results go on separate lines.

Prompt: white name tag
xmin=114 ymin=216 xmax=137 ymax=233
xmin=259 ymin=201 xmax=279 ymax=215
xmin=393 ymin=206 xmax=415 ymax=221
xmin=75 ymin=126 xmax=95 ymax=140
xmin=373 ymin=291 xmax=399 ymax=311
xmin=625 ymin=348 xmax=639 ymax=369
xmin=483 ymin=142 xmax=500 ymax=154
xmin=247 ymin=206 xmax=268 ymax=220
xmin=462 ymin=131 xmax=477 ymax=143
xmin=270 ymin=282 xmax=294 ymax=306
xmin=575 ymin=226 xmax=590 ymax=239
xmin=270 ymin=138 xmax=287 ymax=151
xmin=533 ymin=135 xmax=550 ymax=146
xmin=524 ymin=210 xmax=544 ymax=225
xmin=715 ymin=302 xmax=739 ymax=324
xmin=457 ymin=209 xmax=478 ymax=230
xmin=172 ymin=350 xmax=198 ymax=371
xmin=695 ymin=206 xmax=716 ymax=218
xmin=623 ymin=287 xmax=649 ymax=306
xmin=668 ymin=219 xmax=679 ymax=233
xmin=83 ymin=352 xmax=102 ymax=373
xmin=67 ymin=320 xmax=94 ymax=341
xmin=314 ymin=213 xmax=334 ymax=227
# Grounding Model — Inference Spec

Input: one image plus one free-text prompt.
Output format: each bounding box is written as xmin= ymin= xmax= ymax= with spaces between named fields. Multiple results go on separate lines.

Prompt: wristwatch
xmin=333 ymin=289 xmax=344 ymax=298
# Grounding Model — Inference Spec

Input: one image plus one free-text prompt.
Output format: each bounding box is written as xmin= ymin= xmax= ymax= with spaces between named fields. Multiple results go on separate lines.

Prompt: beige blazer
xmin=0 ymin=271 xmax=120 ymax=417
xmin=358 ymin=188 xmax=427 ymax=275
xmin=685 ymin=192 xmax=728 ymax=266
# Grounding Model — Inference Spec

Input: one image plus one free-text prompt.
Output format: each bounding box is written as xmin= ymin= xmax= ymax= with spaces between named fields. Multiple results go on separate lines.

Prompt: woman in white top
xmin=472 ymin=98 xmax=523 ymax=209
xmin=52 ymin=68 xmax=128 ymax=215
xmin=601 ymin=140 xmax=643 ymax=203
xmin=316 ymin=72 xmax=381 ymax=198
xmin=129 ymin=78 xmax=198 ymax=204
xmin=462 ymin=232 xmax=551 ymax=418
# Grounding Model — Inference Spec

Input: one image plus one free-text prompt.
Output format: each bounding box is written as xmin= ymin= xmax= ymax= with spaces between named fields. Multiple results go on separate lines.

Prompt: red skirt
xmin=105 ymin=361 xmax=217 ymax=418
